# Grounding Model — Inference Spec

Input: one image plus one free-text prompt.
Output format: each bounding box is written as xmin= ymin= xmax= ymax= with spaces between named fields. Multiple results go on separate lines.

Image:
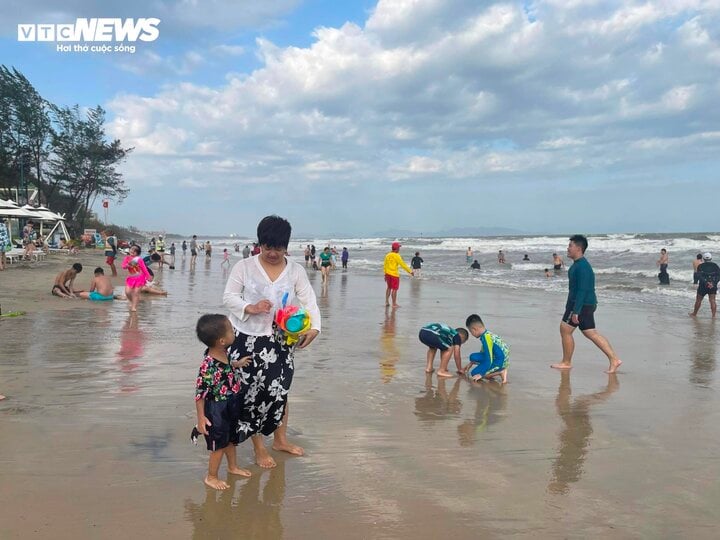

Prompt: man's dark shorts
xmin=562 ymin=303 xmax=596 ymax=331
xmin=697 ymin=284 xmax=718 ymax=297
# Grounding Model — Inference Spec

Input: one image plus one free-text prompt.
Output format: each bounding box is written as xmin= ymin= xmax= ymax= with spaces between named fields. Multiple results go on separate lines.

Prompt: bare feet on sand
xmin=272 ymin=441 xmax=304 ymax=456
xmin=204 ymin=475 xmax=230 ymax=490
xmin=392 ymin=304 xmax=400 ymax=309
xmin=605 ymin=359 xmax=623 ymax=374
xmin=437 ymin=370 xmax=453 ymax=378
xmin=227 ymin=466 xmax=252 ymax=477
xmin=550 ymin=362 xmax=573 ymax=370
xmin=425 ymin=368 xmax=434 ymax=373
xmin=255 ymin=447 xmax=276 ymax=468
xmin=0 ymin=395 xmax=5 ymax=400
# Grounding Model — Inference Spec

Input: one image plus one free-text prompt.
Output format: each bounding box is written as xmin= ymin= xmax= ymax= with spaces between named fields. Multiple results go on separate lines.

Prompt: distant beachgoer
xmin=690 ymin=253 xmax=719 ymax=318
xmin=104 ymin=230 xmax=118 ymax=276
xmin=341 ymin=247 xmax=349 ymax=269
xmin=319 ymin=247 xmax=332 ymax=282
xmin=545 ymin=268 xmax=552 ymax=278
xmin=169 ymin=242 xmax=176 ymax=269
xmin=657 ymin=248 xmax=670 ymax=285
xmin=466 ymin=247 xmax=473 ymax=264
xmin=77 ymin=267 xmax=123 ymax=301
xmin=471 ymin=260 xmax=481 ymax=270
xmin=234 ymin=243 xmax=240 ymax=253
xmin=122 ymin=245 xmax=152 ymax=312
xmin=692 ymin=253 xmax=703 ymax=284
xmin=498 ymin=250 xmax=506 ymax=264
xmin=182 ymin=240 xmax=187 ymax=256
xmin=223 ymin=215 xmax=321 ymax=468
xmin=411 ymin=251 xmax=424 ymax=276
xmin=552 ymin=252 xmax=564 ymax=271
xmin=190 ymin=235 xmax=198 ymax=265
xmin=192 ymin=314 xmax=252 ymax=490
xmin=418 ymin=323 xmax=468 ymax=376
xmin=465 ymin=314 xmax=510 ymax=383
xmin=51 ymin=263 xmax=83 ymax=298
xmin=205 ymin=241 xmax=212 ymax=258
xmin=310 ymin=244 xmax=316 ymax=260
xmin=222 ymin=248 xmax=230 ymax=267
xmin=523 ymin=253 xmax=530 ymax=261
xmin=384 ymin=242 xmax=414 ymax=308
xmin=156 ymin=235 xmax=165 ymax=267
xmin=242 ymin=245 xmax=251 ymax=259
xmin=330 ymin=246 xmax=338 ymax=269
xmin=149 ymin=237 xmax=156 ymax=250
xmin=251 ymin=243 xmax=261 ymax=256
xmin=0 ymin=218 xmax=10 ymax=271
xmin=304 ymin=245 xmax=311 ymax=266
xmin=551 ymin=235 xmax=622 ymax=374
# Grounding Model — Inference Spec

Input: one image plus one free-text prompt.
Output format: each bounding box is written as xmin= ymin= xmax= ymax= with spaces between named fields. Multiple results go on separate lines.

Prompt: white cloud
xmin=104 ymin=0 xmax=720 ymax=211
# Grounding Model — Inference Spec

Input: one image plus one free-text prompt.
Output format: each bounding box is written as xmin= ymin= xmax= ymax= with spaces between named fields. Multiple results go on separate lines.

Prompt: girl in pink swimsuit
xmin=122 ymin=245 xmax=152 ymax=312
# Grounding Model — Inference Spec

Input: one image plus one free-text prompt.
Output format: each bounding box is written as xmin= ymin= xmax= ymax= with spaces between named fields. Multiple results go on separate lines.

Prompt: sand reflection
xmin=116 ymin=312 xmax=145 ymax=393
xmin=689 ymin=319 xmax=716 ymax=388
xmin=414 ymin=373 xmax=463 ymax=422
xmin=548 ymin=371 xmax=619 ymax=495
xmin=457 ymin=381 xmax=508 ymax=447
xmin=185 ymin=460 xmax=285 ymax=540
xmin=379 ymin=307 xmax=399 ymax=383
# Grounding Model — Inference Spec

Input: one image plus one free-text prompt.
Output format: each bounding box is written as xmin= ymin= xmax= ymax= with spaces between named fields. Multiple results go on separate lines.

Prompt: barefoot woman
xmin=223 ymin=215 xmax=321 ymax=468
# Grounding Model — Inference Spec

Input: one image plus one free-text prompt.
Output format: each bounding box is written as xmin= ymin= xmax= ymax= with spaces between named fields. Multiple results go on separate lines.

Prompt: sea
xmin=189 ymin=233 xmax=720 ymax=312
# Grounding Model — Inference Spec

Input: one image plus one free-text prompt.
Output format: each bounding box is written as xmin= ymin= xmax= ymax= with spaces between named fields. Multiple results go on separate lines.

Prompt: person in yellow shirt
xmin=384 ymin=241 xmax=413 ymax=308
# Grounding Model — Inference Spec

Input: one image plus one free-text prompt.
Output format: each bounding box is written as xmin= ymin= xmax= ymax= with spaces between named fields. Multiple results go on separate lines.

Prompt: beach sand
xmin=1 ymin=254 xmax=719 ymax=539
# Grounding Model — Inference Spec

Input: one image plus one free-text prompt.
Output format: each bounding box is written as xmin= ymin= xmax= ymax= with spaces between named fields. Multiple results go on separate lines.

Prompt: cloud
xmin=101 ymin=0 xmax=720 ymax=232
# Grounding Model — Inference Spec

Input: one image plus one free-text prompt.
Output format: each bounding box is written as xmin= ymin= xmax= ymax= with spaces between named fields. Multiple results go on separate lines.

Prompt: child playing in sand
xmin=418 ymin=323 xmax=469 ymax=377
xmin=193 ymin=314 xmax=252 ymax=490
xmin=464 ymin=314 xmax=510 ymax=383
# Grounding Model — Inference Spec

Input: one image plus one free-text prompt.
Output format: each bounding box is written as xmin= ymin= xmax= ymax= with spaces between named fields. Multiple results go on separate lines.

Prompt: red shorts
xmin=385 ymin=274 xmax=399 ymax=290
xmin=106 ymin=255 xmax=115 ymax=265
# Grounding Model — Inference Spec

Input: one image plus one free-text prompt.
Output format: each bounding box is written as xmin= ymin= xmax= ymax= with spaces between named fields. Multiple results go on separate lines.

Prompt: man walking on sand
xmin=551 ymin=235 xmax=622 ymax=374
xmin=383 ymin=241 xmax=413 ymax=308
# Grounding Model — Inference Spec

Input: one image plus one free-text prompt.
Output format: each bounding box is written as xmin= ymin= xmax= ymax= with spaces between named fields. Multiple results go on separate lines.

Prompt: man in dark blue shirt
xmin=551 ymin=235 xmax=622 ymax=374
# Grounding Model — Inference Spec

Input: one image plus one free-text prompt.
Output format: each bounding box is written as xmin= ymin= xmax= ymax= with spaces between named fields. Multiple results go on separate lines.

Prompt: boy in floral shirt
xmin=194 ymin=314 xmax=252 ymax=490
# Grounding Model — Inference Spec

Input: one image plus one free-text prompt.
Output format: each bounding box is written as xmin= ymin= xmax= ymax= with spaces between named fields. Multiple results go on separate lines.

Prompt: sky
xmin=2 ymin=0 xmax=720 ymax=237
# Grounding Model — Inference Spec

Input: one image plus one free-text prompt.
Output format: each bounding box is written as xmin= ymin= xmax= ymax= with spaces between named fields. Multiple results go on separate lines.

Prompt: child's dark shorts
xmin=203 ymin=393 xmax=242 ymax=451
xmin=418 ymin=328 xmax=450 ymax=351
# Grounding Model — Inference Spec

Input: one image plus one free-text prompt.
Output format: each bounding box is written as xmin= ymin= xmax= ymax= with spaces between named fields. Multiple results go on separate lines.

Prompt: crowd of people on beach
xmin=7 ymin=215 xmax=717 ymax=490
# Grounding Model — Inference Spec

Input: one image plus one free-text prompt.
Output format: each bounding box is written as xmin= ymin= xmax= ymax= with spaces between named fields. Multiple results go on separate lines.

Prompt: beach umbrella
xmin=0 ymin=206 xmax=36 ymax=218
xmin=0 ymin=199 xmax=20 ymax=208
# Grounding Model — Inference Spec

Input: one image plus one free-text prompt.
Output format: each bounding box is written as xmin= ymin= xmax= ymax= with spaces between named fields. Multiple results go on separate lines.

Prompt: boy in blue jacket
xmin=464 ymin=314 xmax=510 ymax=383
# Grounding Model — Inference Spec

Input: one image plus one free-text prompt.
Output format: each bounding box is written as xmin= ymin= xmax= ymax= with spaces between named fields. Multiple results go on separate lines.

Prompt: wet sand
xmin=1 ymin=255 xmax=720 ymax=539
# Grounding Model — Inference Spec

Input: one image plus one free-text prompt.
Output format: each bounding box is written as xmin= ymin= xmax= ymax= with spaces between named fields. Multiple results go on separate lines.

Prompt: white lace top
xmin=223 ymin=256 xmax=321 ymax=336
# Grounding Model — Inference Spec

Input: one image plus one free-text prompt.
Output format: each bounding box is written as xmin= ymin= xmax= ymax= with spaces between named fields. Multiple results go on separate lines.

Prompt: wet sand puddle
xmin=1 ymin=261 xmax=719 ymax=538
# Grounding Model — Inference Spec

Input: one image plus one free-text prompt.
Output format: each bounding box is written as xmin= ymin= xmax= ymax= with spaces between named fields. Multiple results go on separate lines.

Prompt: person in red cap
xmin=383 ymin=241 xmax=413 ymax=308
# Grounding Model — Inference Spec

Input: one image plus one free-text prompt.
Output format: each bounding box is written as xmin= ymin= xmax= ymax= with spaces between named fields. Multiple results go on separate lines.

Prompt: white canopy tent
xmin=19 ymin=204 xmax=71 ymax=243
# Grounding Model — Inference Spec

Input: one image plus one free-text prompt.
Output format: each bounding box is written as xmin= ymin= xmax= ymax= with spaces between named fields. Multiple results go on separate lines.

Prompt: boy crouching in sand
xmin=418 ymin=323 xmax=469 ymax=378
xmin=194 ymin=314 xmax=252 ymax=490
xmin=464 ymin=314 xmax=510 ymax=383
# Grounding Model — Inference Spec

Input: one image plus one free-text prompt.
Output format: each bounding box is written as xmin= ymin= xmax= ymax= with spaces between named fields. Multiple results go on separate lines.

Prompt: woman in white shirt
xmin=223 ymin=215 xmax=321 ymax=469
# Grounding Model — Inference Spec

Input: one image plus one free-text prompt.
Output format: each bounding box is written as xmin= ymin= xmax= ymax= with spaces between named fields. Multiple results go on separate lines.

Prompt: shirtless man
xmin=51 ymin=263 xmax=83 ymax=298
xmin=552 ymin=252 xmax=565 ymax=271
xmin=77 ymin=267 xmax=124 ymax=301
xmin=657 ymin=248 xmax=669 ymax=284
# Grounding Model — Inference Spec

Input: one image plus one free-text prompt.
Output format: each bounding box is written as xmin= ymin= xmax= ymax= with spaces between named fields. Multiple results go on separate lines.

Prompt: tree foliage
xmin=0 ymin=65 xmax=132 ymax=235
